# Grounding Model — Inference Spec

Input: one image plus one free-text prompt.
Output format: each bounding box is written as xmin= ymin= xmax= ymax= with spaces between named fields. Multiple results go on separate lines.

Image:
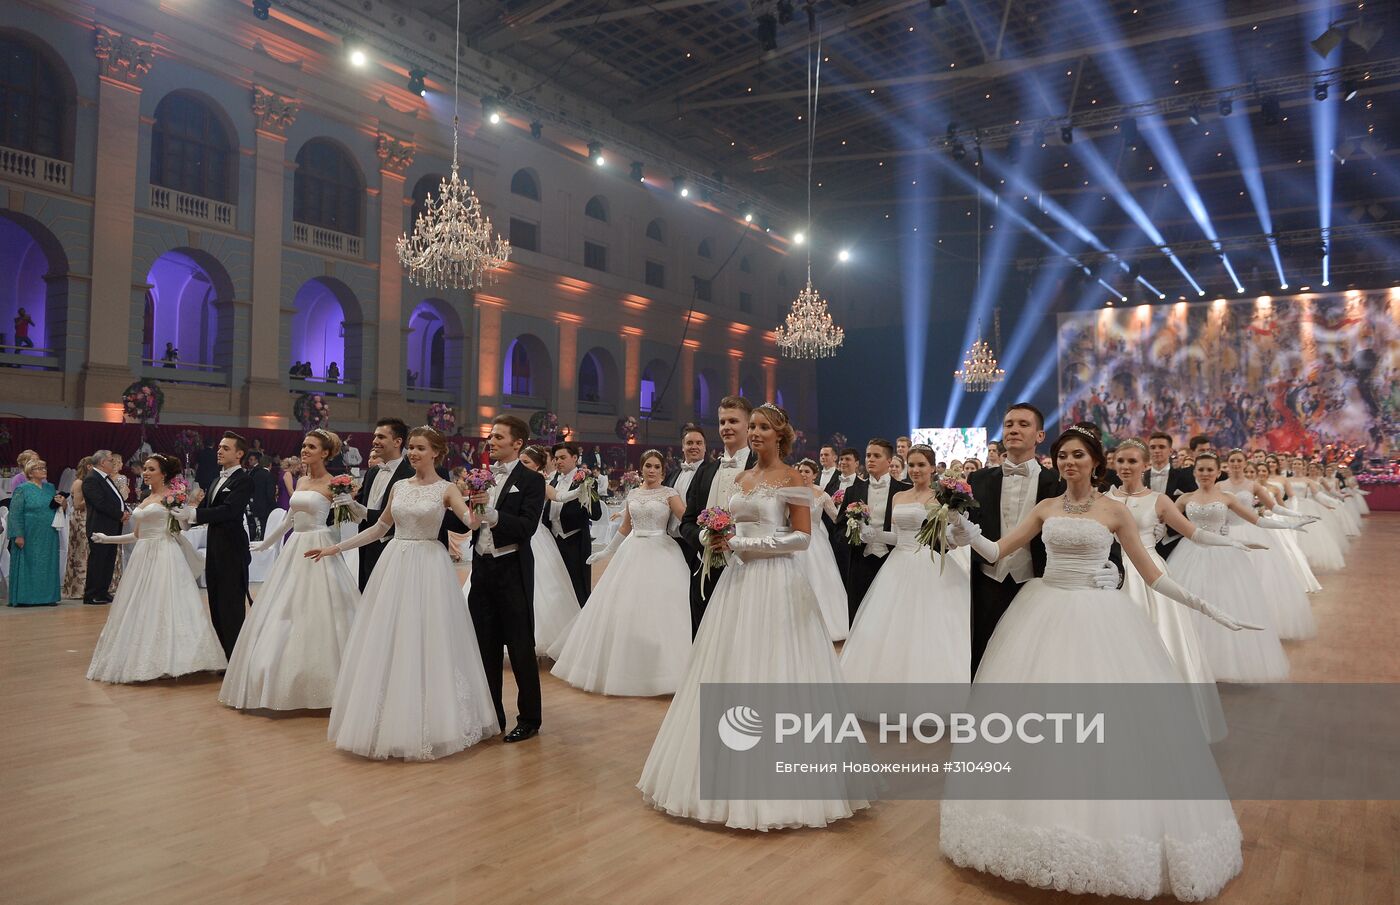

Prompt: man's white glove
xmin=1092 ymin=563 xmax=1120 ymax=589
xmin=1151 ymin=522 xmax=1168 ymax=542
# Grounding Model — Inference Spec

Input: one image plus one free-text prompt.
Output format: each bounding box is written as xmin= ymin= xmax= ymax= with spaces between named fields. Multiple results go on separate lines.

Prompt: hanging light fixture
xmin=396 ymin=0 xmax=510 ymax=289
xmin=953 ymin=164 xmax=1004 ymax=392
xmin=775 ymin=19 xmax=843 ymax=360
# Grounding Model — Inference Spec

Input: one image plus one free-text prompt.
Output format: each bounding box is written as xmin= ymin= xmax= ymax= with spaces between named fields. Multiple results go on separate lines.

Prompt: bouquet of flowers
xmin=618 ymin=470 xmax=642 ymax=494
xmin=577 ymin=467 xmax=601 ymax=508
xmin=832 ymin=488 xmax=846 ymax=508
xmin=121 ymin=380 xmax=164 ymax=424
xmin=843 ymin=501 xmax=871 ymax=545
xmin=330 ymin=474 xmax=356 ymax=525
xmin=173 ymin=429 xmax=204 ymax=465
xmin=427 ymin=402 xmax=455 ymax=435
xmin=529 ymin=411 xmax=560 ymax=445
xmin=915 ymin=467 xmax=980 ymax=573
xmin=462 ymin=466 xmax=497 ymax=515
xmin=294 ymin=393 xmax=330 ymax=431
xmin=162 ymin=476 xmax=189 ymax=534
xmin=615 ymin=415 xmax=640 ymax=442
xmin=696 ymin=506 xmax=733 ymax=599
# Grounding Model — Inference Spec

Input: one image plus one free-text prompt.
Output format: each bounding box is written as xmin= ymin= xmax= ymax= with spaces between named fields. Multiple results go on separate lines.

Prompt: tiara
xmin=1067 ymin=425 xmax=1098 ymax=441
xmin=1116 ymin=437 xmax=1148 ymax=454
xmin=754 ymin=401 xmax=787 ymax=417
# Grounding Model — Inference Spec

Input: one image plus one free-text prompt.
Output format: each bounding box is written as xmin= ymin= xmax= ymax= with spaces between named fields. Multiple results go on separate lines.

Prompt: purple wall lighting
xmin=291 ymin=278 xmax=348 ymax=380
xmin=407 ymin=300 xmax=446 ymax=388
xmin=143 ymin=251 xmax=223 ymax=367
xmin=0 ymin=217 xmax=51 ymax=352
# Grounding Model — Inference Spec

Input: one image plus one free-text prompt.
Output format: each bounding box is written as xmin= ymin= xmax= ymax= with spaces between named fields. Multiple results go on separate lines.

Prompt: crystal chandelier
xmin=777 ymin=27 xmax=843 ymax=360
xmin=954 ymin=328 xmax=1006 ymax=392
xmin=396 ymin=0 xmax=509 ymax=289
xmin=775 ymin=278 xmax=844 ymax=358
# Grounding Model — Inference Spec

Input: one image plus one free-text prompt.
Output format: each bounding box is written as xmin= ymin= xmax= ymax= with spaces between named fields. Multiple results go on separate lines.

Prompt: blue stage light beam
xmin=901 ymin=157 xmax=935 ymax=435
xmin=1305 ymin=6 xmax=1339 ymax=288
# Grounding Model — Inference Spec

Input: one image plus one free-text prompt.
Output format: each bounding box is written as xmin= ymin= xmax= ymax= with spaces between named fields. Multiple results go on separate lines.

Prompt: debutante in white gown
xmin=548 ymin=486 xmax=691 ymax=696
xmin=1221 ymin=489 xmax=1316 ymax=641
xmin=940 ymin=517 xmax=1243 ymax=901
xmin=462 ymin=520 xmax=580 ymax=656
xmin=840 ymin=502 xmax=970 ymax=683
xmin=638 ymin=483 xmax=870 ymax=830
xmin=1285 ymin=481 xmax=1346 ymax=573
xmin=795 ymin=490 xmax=850 ymax=642
xmin=329 ymin=480 xmax=498 ymax=759
xmin=1260 ymin=479 xmax=1322 ymax=594
xmin=220 ymin=491 xmax=359 ymax=710
xmin=86 ymin=505 xmax=227 ymax=683
xmin=1167 ymin=503 xmax=1290 ymax=683
xmin=1107 ymin=489 xmax=1225 ymax=741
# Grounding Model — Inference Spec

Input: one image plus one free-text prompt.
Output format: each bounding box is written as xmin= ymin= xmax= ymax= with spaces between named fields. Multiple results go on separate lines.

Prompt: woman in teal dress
xmin=8 ymin=458 xmax=63 ymax=606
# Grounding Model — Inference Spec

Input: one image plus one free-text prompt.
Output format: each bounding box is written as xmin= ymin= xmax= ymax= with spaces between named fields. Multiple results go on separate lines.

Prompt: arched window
xmin=0 ymin=210 xmax=70 ymax=364
xmin=150 ymin=92 xmax=234 ymax=202
xmin=511 ymin=168 xmax=540 ymax=200
xmin=584 ymin=195 xmax=608 ymax=222
xmin=739 ymin=256 xmax=752 ymax=273
xmin=576 ymin=346 xmax=619 ymax=412
xmin=641 ymin=359 xmax=670 ymax=415
xmin=693 ymin=369 xmax=714 ymax=421
xmin=578 ymin=353 xmax=601 ymax=402
xmin=290 ymin=276 xmax=362 ymax=386
xmin=0 ymin=34 xmax=71 ymax=160
xmin=645 ymin=218 xmax=665 ymax=243
xmin=697 ymin=238 xmax=713 ymax=259
xmin=409 ymin=173 xmax=445 ymax=227
xmin=508 ymin=340 xmax=532 ymax=395
xmin=144 ymin=247 xmax=236 ymax=379
xmin=294 ymin=139 xmax=363 ymax=235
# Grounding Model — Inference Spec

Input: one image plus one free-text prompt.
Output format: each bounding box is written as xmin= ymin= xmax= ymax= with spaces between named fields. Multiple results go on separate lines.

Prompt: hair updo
xmin=1050 ymin=425 xmax=1108 ymax=482
xmin=146 ymin=453 xmax=181 ymax=483
xmin=305 ymin=428 xmax=342 ymax=459
xmin=752 ymin=402 xmax=796 ymax=457
xmin=638 ymin=448 xmax=666 ymax=472
xmin=407 ymin=425 xmax=447 ymax=465
xmin=521 ymin=445 xmax=549 ymax=470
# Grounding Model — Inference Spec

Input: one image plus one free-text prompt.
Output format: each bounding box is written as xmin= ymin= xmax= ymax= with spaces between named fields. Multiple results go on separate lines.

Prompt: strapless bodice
xmin=1040 ymin=517 xmax=1114 ymax=589
xmin=131 ymin=503 xmax=174 ymax=540
xmin=389 ymin=480 xmax=447 ymax=540
xmin=892 ymin=503 xmax=927 ymax=551
xmin=1185 ymin=501 xmax=1229 ymax=535
xmin=288 ymin=489 xmax=332 ymax=532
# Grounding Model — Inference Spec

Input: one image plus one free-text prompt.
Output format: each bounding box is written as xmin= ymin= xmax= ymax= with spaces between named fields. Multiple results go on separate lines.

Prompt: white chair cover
xmin=247 ymin=508 xmax=287 ymax=583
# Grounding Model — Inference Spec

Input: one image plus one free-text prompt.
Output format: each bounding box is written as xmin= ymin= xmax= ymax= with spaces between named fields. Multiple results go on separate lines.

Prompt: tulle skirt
xmin=462 ymin=524 xmax=579 ymax=656
xmin=547 ymin=533 xmax=691 ymax=696
xmin=840 ymin=545 xmax=970 ymax=684
xmin=1291 ymin=499 xmax=1346 ymax=573
xmin=794 ymin=525 xmax=850 ymax=642
xmin=1166 ymin=542 xmax=1290 ymax=682
xmin=1269 ymin=520 xmax=1322 ymax=593
xmin=939 ymin=579 xmax=1243 ymax=901
xmin=638 ymin=552 xmax=871 ymax=830
xmin=220 ymin=527 xmax=359 ymax=710
xmin=1354 ymin=491 xmax=1370 ymax=515
xmin=86 ymin=537 xmax=227 ymax=684
xmin=1315 ymin=500 xmax=1354 ymax=553
xmin=329 ymin=537 xmax=498 ymax=760
xmin=1227 ymin=521 xmax=1316 ymax=641
xmin=1335 ymin=495 xmax=1362 ymax=536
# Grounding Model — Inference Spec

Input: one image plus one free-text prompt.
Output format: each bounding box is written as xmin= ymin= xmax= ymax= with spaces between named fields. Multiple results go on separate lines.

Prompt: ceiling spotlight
xmin=1314 ymin=81 xmax=1329 ymax=101
xmin=1348 ymin=19 xmax=1383 ymax=52
xmin=761 ymin=217 xmax=772 ymax=233
xmin=629 ymin=161 xmax=644 ymax=182
xmin=529 ymin=120 xmax=543 ymax=140
xmin=1317 ymin=241 xmax=1329 ymax=258
xmin=1197 ymin=289 xmax=1206 ymax=297
xmin=1341 ymin=79 xmax=1359 ymax=101
xmin=793 ymin=231 xmax=806 ymax=245
xmin=1187 ymin=103 xmax=1200 ymax=125
xmin=950 ymin=139 xmax=966 ymax=160
xmin=1060 ymin=123 xmax=1074 ymax=144
xmin=1260 ymin=96 xmax=1280 ymax=126
xmin=674 ymin=176 xmax=689 ymax=198
xmin=252 ymin=0 xmax=272 ymax=19
xmin=1311 ymin=25 xmax=1344 ymax=59
xmin=1218 ymin=97 xmax=1233 ymax=117
xmin=1237 ymin=286 xmax=1246 ymax=294
xmin=837 ymin=248 xmax=851 ymax=263
xmin=739 ymin=203 xmax=755 ymax=223
xmin=406 ymin=68 xmax=426 ymax=97
xmin=588 ymin=141 xmax=604 ymax=166
xmin=348 ymin=46 xmax=368 ymax=68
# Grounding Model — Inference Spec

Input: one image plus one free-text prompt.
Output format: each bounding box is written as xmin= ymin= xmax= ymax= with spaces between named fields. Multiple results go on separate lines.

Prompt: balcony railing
xmin=292 ymin=221 xmax=364 ymax=258
xmin=405 ymin=386 xmax=456 ymax=404
xmin=290 ymin=376 xmax=359 ymax=398
xmin=502 ymin=394 xmax=547 ymax=411
xmin=148 ymin=185 xmax=235 ymax=228
xmin=0 ymin=146 xmax=71 ymax=190
xmin=140 ymin=359 xmax=228 ymax=387
xmin=0 ymin=343 xmax=61 ymax=371
xmin=577 ymin=399 xmax=616 ymax=416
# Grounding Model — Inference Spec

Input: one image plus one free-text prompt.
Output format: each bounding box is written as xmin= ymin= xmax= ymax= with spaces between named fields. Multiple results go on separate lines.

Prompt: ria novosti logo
xmin=717 ymin=705 xmax=764 ymax=751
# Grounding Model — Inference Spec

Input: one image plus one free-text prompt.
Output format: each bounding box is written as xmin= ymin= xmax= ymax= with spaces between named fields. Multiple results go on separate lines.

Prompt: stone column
xmin=727 ymin=351 xmax=741 ymax=396
xmin=243 ymin=86 xmax=299 ymax=422
xmin=372 ymin=132 xmax=415 ymax=421
xmin=80 ymin=26 xmax=153 ymax=419
xmin=680 ymin=342 xmax=696 ymax=422
xmin=622 ymin=328 xmax=641 ymax=415
xmin=763 ymin=356 xmax=778 ymax=405
xmin=475 ymin=299 xmax=503 ymax=431
xmin=556 ymin=316 xmax=580 ymax=428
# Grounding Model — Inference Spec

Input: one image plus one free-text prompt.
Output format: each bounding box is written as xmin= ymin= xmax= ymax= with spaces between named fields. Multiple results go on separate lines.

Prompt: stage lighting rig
xmin=629 ymin=161 xmax=644 ymax=182
xmin=674 ymin=176 xmax=689 ymax=198
xmin=529 ymin=121 xmax=543 ymax=139
xmin=1342 ymin=79 xmax=1359 ymax=101
xmin=481 ymin=95 xmax=501 ymax=124
xmin=1218 ymin=97 xmax=1232 ymax=117
xmin=252 ymin=0 xmax=272 ymax=19
xmin=1314 ymin=81 xmax=1328 ymax=101
xmin=406 ymin=68 xmax=426 ymax=97
xmin=1260 ymin=96 xmax=1280 ymax=126
xmin=1121 ymin=117 xmax=1139 ymax=149
xmin=1187 ymin=103 xmax=1201 ymax=125
xmin=1060 ymin=123 xmax=1074 ymax=145
xmin=588 ymin=140 xmax=605 ymax=166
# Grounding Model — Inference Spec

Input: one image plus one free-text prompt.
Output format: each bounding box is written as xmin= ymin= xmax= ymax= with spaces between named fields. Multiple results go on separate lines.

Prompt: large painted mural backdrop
xmin=1057 ymin=289 xmax=1400 ymax=457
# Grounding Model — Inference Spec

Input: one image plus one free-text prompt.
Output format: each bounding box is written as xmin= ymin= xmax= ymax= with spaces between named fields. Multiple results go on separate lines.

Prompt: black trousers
xmin=357 ymin=539 xmax=385 ymax=592
xmin=970 ymin=569 xmax=1024 ymax=677
xmin=82 ymin=541 xmax=118 ymax=602
xmin=206 ymin=555 xmax=249 ymax=658
xmin=468 ymin=553 xmax=541 ymax=729
xmin=688 ymin=562 xmax=723 ymax=640
xmin=554 ymin=531 xmax=592 ymax=606
xmin=844 ymin=549 xmax=889 ymax=627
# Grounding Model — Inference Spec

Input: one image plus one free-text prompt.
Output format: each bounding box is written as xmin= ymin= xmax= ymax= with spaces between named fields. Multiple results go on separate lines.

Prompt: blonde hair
xmin=305 ymin=428 xmax=342 ymax=459
xmin=752 ymin=402 xmax=796 ymax=457
xmin=23 ymin=458 xmax=47 ymax=477
xmin=407 ymin=425 xmax=447 ymax=465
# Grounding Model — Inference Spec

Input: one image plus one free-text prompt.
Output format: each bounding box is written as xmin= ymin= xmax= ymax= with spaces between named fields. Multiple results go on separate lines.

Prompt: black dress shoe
xmin=84 ymin=598 xmax=110 ymax=605
xmin=503 ymin=724 xmax=539 ymax=743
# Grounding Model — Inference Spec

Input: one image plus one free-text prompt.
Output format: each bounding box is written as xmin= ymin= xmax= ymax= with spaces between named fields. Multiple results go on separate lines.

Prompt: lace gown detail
xmin=638 ymin=483 xmax=870 ymax=830
xmin=328 ymin=480 xmax=499 ymax=760
xmin=792 ymin=491 xmax=849 ymax=641
xmin=86 ymin=505 xmax=227 ymax=683
xmin=220 ymin=491 xmax=360 ymax=710
xmin=940 ymin=518 xmax=1244 ymax=902
xmin=841 ymin=502 xmax=971 ymax=684
xmin=1220 ymin=488 xmax=1316 ymax=641
xmin=1166 ymin=503 xmax=1289 ymax=683
xmin=548 ymin=486 xmax=691 ymax=696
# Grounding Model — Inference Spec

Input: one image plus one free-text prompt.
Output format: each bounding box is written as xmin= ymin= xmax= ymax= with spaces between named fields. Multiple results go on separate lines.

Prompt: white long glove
xmin=1189 ymin=527 xmax=1264 ymax=551
xmin=316 ymin=519 xmax=389 ymax=557
xmin=858 ymin=524 xmax=897 ymax=546
xmin=91 ymin=531 xmax=137 ymax=545
xmin=1256 ymin=513 xmax=1305 ymax=530
xmin=950 ymin=514 xmax=1000 ymax=563
xmin=251 ymin=520 xmax=294 ymax=554
xmin=586 ymin=530 xmax=625 ymax=565
xmin=1150 ymin=574 xmax=1264 ymax=631
xmin=728 ymin=529 xmax=810 ymax=561
xmin=332 ymin=494 xmax=368 ymax=522
xmin=1269 ymin=503 xmax=1308 ymax=519
xmin=1152 ymin=522 xmax=1168 ymax=542
xmin=1092 ymin=563 xmax=1120 ymax=589
xmin=1316 ymin=491 xmax=1345 ymax=508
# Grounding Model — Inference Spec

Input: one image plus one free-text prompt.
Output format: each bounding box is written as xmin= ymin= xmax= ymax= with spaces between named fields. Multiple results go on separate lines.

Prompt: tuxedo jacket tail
xmin=194 ymin=468 xmax=253 ymax=656
xmin=836 ymin=476 xmax=912 ymax=624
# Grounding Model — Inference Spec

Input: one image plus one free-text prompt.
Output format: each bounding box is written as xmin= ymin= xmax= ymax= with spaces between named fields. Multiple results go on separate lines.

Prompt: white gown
xmin=840 ymin=502 xmax=971 ymax=684
xmin=1260 ymin=479 xmax=1322 ymax=594
xmin=548 ymin=486 xmax=692 ymax=696
xmin=1167 ymin=503 xmax=1290 ymax=683
xmin=328 ymin=480 xmax=499 ymax=759
xmin=940 ymin=517 xmax=1243 ymax=901
xmin=794 ymin=490 xmax=849 ymax=642
xmin=462 ymin=520 xmax=580 ymax=656
xmin=86 ymin=505 xmax=227 ymax=683
xmin=219 ymin=491 xmax=359 ymax=710
xmin=1220 ymin=488 xmax=1316 ymax=642
xmin=1285 ymin=481 xmax=1346 ymax=573
xmin=638 ymin=483 xmax=870 ymax=830
xmin=1107 ymin=489 xmax=1225 ymax=741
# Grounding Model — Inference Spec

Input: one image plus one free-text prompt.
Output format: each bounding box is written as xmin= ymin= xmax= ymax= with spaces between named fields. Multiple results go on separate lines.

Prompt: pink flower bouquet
xmin=696 ymin=506 xmax=734 ymax=598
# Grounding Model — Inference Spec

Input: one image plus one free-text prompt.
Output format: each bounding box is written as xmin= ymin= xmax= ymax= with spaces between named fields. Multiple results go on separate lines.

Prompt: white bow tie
xmin=219 ymin=468 xmax=239 ymax=478
xmin=719 ymin=456 xmax=740 ymax=469
xmin=681 ymin=462 xmax=700 ymax=472
xmin=1002 ymin=462 xmax=1030 ymax=478
xmin=869 ymin=476 xmax=889 ymax=488
xmin=491 ymin=463 xmax=512 ymax=476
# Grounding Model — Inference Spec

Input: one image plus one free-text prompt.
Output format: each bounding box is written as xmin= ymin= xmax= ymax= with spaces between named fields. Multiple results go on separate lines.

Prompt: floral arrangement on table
xmin=618 ymin=470 xmax=642 ymax=494
xmin=329 ymin=474 xmax=356 ymax=525
xmin=121 ymin=380 xmax=164 ymax=424
xmin=843 ymin=501 xmax=871 ymax=545
xmin=462 ymin=467 xmax=497 ymax=515
xmin=529 ymin=411 xmax=560 ymax=445
xmin=173 ymin=429 xmax=204 ymax=465
xmin=161 ymin=476 xmax=189 ymax=534
xmin=916 ymin=466 xmax=981 ymax=573
xmin=615 ymin=415 xmax=640 ymax=442
xmin=294 ymin=393 xmax=330 ymax=431
xmin=427 ymin=402 xmax=455 ymax=435
xmin=696 ymin=506 xmax=733 ymax=598
xmin=1357 ymin=473 xmax=1400 ymax=485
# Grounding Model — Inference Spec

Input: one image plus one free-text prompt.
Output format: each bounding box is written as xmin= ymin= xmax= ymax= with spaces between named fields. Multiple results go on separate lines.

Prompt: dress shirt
xmin=705 ymin=447 xmax=750 ymax=510
xmin=818 ymin=466 xmax=837 ymax=488
xmin=986 ymin=456 xmax=1040 ymax=583
xmin=1148 ymin=466 xmax=1170 ymax=494
xmin=837 ymin=473 xmax=857 ymax=493
xmin=548 ymin=470 xmax=583 ymax=539
xmin=667 ymin=462 xmax=702 ymax=535
xmin=476 ymin=459 xmax=520 ymax=557
xmin=864 ymin=475 xmax=893 ymax=558
xmin=208 ymin=466 xmax=239 ymax=501
xmin=367 ymin=457 xmax=402 ymax=510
